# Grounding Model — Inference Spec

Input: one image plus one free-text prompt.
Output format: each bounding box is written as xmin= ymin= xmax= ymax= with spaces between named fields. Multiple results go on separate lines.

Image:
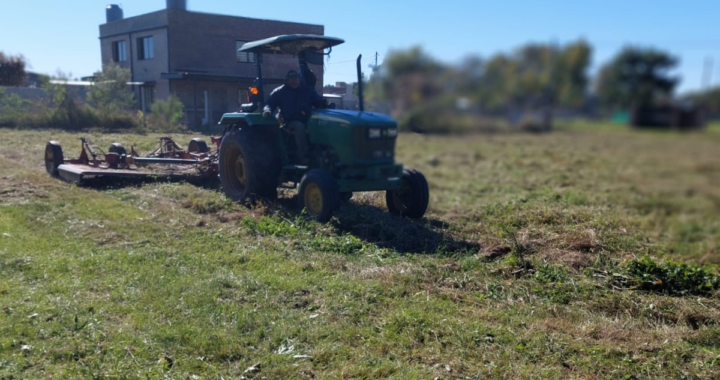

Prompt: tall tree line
xmin=367 ymin=42 xmax=685 ymax=115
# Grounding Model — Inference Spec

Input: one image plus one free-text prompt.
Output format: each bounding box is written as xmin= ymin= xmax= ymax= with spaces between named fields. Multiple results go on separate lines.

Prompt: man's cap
xmin=286 ymin=70 xmax=301 ymax=79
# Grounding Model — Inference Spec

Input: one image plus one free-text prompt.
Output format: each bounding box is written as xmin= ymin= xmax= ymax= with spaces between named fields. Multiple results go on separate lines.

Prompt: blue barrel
xmin=166 ymin=0 xmax=187 ymax=10
xmin=106 ymin=4 xmax=123 ymax=23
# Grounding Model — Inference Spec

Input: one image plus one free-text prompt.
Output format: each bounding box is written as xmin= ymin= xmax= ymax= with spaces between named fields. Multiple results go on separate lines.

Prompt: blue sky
xmin=2 ymin=0 xmax=719 ymax=93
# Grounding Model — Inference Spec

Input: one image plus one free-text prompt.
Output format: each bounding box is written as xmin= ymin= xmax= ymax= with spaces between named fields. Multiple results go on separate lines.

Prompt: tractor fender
xmin=218 ymin=112 xmax=278 ymax=127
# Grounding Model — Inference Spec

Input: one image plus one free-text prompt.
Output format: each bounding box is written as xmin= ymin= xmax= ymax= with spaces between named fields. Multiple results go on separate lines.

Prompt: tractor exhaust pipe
xmin=357 ymin=54 xmax=364 ymax=112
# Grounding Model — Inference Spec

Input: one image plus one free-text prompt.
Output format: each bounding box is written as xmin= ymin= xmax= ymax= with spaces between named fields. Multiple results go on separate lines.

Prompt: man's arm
xmin=263 ymin=87 xmax=283 ymax=117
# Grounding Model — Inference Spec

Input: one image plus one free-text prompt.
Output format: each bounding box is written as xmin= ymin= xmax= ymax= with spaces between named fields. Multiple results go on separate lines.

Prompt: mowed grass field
xmin=1 ymin=122 xmax=719 ymax=379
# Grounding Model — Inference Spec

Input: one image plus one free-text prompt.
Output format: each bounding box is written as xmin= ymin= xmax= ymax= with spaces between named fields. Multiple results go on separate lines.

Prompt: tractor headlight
xmin=387 ymin=128 xmax=398 ymax=137
xmin=368 ymin=128 xmax=381 ymax=139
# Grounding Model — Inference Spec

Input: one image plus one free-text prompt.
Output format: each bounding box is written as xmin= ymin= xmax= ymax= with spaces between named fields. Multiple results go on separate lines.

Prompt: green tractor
xmin=217 ymin=34 xmax=429 ymax=222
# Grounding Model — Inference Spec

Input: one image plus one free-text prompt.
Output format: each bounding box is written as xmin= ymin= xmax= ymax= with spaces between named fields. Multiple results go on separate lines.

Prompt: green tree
xmin=685 ymin=86 xmax=720 ymax=113
xmin=0 ymin=91 xmax=32 ymax=121
xmin=596 ymin=47 xmax=678 ymax=109
xmin=475 ymin=53 xmax=517 ymax=109
xmin=148 ymin=95 xmax=185 ymax=131
xmin=0 ymin=52 xmax=26 ymax=86
xmin=370 ymin=46 xmax=446 ymax=115
xmin=473 ymin=40 xmax=591 ymax=110
xmin=556 ymin=40 xmax=592 ymax=107
xmin=87 ymin=64 xmax=135 ymax=116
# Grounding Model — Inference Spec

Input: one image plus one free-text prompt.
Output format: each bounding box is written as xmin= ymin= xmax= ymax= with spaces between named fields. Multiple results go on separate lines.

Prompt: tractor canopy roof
xmin=238 ymin=34 xmax=345 ymax=55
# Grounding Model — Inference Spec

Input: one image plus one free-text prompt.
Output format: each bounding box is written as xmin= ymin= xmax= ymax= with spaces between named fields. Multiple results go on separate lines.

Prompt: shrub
xmin=0 ymin=70 xmax=140 ymax=131
xmin=517 ymin=113 xmax=552 ymax=133
xmin=87 ymin=64 xmax=135 ymax=116
xmin=398 ymin=98 xmax=505 ymax=134
xmin=623 ymin=256 xmax=719 ymax=296
xmin=147 ymin=95 xmax=186 ymax=132
xmin=46 ymin=90 xmax=99 ymax=130
xmin=0 ymin=91 xmax=33 ymax=125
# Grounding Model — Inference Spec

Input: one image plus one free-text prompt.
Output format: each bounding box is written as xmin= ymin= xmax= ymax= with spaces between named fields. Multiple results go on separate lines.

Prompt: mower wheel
xmin=45 ymin=141 xmax=64 ymax=177
xmin=298 ymin=169 xmax=341 ymax=223
xmin=219 ymin=126 xmax=282 ymax=204
xmin=340 ymin=192 xmax=353 ymax=202
xmin=386 ymin=169 xmax=429 ymax=219
xmin=108 ymin=143 xmax=126 ymax=157
xmin=188 ymin=138 xmax=209 ymax=153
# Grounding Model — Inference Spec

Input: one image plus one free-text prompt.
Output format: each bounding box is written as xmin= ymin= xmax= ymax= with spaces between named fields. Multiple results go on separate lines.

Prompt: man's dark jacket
xmin=263 ymin=85 xmax=324 ymax=123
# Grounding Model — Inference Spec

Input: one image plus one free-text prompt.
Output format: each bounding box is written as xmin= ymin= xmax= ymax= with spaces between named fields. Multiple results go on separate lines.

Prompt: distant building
xmin=99 ymin=1 xmax=324 ymax=127
xmin=323 ymin=81 xmax=357 ymax=109
xmin=630 ymin=105 xmax=706 ymax=130
xmin=24 ymin=71 xmax=46 ymax=88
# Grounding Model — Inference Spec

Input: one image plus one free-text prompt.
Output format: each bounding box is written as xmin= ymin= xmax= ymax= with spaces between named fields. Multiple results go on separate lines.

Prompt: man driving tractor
xmin=262 ymin=70 xmax=325 ymax=163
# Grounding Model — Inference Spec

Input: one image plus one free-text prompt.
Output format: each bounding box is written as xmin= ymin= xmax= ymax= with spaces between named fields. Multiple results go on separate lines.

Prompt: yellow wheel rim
xmin=304 ymin=183 xmax=324 ymax=215
xmin=234 ymin=154 xmax=247 ymax=185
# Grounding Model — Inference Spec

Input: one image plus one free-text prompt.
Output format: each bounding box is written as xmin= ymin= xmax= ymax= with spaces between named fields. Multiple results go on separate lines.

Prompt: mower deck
xmin=57 ymin=164 xmax=198 ymax=185
xmin=46 ymin=136 xmax=219 ymax=185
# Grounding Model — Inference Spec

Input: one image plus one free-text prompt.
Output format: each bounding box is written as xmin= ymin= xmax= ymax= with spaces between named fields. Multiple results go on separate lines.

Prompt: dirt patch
xmin=538 ymin=248 xmax=594 ymax=270
xmin=481 ymin=245 xmax=512 ymax=261
xmin=0 ymin=178 xmax=51 ymax=205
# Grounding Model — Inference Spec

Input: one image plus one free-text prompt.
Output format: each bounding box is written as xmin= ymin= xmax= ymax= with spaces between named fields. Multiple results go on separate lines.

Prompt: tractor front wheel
xmin=298 ymin=169 xmax=341 ymax=223
xmin=45 ymin=141 xmax=64 ymax=177
xmin=386 ymin=169 xmax=429 ymax=219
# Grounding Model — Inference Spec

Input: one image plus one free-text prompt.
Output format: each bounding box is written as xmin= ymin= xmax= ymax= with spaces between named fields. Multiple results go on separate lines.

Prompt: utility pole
xmin=702 ymin=56 xmax=714 ymax=90
xmin=368 ymin=52 xmax=379 ymax=72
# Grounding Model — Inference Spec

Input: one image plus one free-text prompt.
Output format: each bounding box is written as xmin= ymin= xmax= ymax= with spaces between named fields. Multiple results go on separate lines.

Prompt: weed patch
xmin=621 ymin=256 xmax=719 ymax=296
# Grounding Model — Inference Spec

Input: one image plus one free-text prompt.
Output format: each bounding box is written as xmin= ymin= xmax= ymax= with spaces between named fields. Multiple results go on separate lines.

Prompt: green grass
xmin=1 ymin=125 xmax=719 ymax=378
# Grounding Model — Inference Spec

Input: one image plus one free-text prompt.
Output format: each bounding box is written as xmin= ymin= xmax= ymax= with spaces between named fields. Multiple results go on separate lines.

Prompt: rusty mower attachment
xmin=45 ymin=136 xmax=219 ymax=185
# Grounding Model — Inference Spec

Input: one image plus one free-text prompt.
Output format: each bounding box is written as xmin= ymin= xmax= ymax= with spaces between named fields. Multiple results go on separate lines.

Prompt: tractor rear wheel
xmin=386 ymin=169 xmax=429 ymax=219
xmin=219 ymin=126 xmax=281 ymax=203
xmin=188 ymin=138 xmax=209 ymax=153
xmin=298 ymin=169 xmax=341 ymax=223
xmin=45 ymin=141 xmax=64 ymax=177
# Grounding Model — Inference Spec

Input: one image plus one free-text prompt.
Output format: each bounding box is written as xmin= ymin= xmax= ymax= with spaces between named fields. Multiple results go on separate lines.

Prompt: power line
xmin=326 ymin=54 xmax=383 ymax=65
xmin=324 ymin=71 xmax=359 ymax=78
xmin=325 ymin=59 xmax=358 ymax=64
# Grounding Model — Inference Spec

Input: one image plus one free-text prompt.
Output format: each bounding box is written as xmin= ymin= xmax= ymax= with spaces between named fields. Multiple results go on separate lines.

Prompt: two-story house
xmin=99 ymin=0 xmax=324 ymax=128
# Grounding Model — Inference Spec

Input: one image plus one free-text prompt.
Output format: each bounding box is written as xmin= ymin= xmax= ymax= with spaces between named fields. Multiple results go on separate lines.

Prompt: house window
xmin=236 ymin=41 xmax=255 ymax=63
xmin=112 ymin=40 xmax=127 ymax=62
xmin=139 ymin=85 xmax=155 ymax=114
xmin=137 ymin=36 xmax=154 ymax=60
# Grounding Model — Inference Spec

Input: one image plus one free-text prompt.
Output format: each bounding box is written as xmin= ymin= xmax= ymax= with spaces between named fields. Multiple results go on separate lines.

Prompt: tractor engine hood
xmin=311 ymin=109 xmax=396 ymax=127
xmin=308 ymin=109 xmax=398 ymax=166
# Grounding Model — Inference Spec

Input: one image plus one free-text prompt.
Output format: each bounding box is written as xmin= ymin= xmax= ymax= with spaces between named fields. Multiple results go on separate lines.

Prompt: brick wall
xmin=166 ymin=10 xmax=324 ymax=86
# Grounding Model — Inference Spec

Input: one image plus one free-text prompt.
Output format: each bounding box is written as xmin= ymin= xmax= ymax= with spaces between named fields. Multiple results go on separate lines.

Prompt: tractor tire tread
xmin=386 ymin=168 xmax=429 ymax=219
xmin=219 ymin=126 xmax=282 ymax=203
